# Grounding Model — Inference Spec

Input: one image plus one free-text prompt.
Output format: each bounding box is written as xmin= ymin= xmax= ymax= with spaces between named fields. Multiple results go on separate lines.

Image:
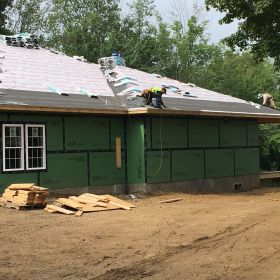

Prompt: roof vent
xmin=0 ymin=54 xmax=4 ymax=59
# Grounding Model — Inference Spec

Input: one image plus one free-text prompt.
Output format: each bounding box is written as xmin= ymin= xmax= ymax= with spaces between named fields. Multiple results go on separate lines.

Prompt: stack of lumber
xmin=0 ymin=183 xmax=48 ymax=209
xmin=45 ymin=193 xmax=136 ymax=217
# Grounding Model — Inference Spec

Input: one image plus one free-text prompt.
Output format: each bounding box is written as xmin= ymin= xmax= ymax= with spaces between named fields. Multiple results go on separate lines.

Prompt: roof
xmin=0 ymin=39 xmax=280 ymax=123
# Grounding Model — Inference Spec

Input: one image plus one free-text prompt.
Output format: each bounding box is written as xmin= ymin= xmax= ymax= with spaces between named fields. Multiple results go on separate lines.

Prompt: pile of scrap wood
xmin=0 ymin=183 xmax=48 ymax=210
xmin=45 ymin=193 xmax=136 ymax=217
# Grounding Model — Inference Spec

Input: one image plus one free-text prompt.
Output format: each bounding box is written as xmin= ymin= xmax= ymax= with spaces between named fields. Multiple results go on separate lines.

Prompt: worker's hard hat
xmin=257 ymin=93 xmax=262 ymax=99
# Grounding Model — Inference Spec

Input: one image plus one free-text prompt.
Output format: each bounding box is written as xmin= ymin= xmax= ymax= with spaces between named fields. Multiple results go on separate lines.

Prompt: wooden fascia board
xmin=0 ymin=105 xmax=280 ymax=123
xmin=127 ymin=108 xmax=280 ymax=123
xmin=0 ymin=105 xmax=128 ymax=115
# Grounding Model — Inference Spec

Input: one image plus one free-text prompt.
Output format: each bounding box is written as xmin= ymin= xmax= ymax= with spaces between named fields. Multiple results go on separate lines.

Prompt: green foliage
xmin=46 ymin=0 xmax=121 ymax=62
xmin=205 ymin=0 xmax=280 ymax=68
xmin=196 ymin=50 xmax=279 ymax=102
xmin=0 ymin=0 xmax=12 ymax=34
xmin=260 ymin=124 xmax=280 ymax=170
xmin=7 ymin=0 xmax=51 ymax=33
xmin=118 ymin=0 xmax=158 ymax=70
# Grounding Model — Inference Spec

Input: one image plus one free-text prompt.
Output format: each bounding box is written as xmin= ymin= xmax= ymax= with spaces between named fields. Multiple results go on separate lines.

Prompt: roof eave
xmin=0 ymin=105 xmax=279 ymax=123
xmin=0 ymin=105 xmax=128 ymax=115
xmin=128 ymin=108 xmax=280 ymax=123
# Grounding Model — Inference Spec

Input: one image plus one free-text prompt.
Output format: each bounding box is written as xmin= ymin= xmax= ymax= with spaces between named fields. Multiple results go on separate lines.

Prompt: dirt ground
xmin=2 ymin=188 xmax=280 ymax=280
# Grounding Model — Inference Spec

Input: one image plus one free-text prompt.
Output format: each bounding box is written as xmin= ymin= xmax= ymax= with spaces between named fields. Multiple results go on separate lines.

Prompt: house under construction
xmin=0 ymin=34 xmax=279 ymax=194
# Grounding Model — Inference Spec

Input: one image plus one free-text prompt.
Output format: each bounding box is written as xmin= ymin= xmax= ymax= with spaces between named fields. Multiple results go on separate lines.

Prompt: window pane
xmin=3 ymin=126 xmax=23 ymax=171
xmin=26 ymin=125 xmax=45 ymax=170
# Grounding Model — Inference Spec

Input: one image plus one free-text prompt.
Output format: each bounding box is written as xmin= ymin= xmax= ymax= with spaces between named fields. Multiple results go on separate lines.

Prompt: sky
xmin=120 ymin=0 xmax=239 ymax=43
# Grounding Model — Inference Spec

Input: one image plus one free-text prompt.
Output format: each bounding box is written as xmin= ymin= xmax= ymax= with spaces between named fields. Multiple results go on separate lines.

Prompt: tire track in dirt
xmin=92 ymin=222 xmax=259 ymax=280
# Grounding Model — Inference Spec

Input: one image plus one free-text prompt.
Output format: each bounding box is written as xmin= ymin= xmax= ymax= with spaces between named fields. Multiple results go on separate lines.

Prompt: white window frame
xmin=2 ymin=124 xmax=24 ymax=172
xmin=25 ymin=124 xmax=46 ymax=171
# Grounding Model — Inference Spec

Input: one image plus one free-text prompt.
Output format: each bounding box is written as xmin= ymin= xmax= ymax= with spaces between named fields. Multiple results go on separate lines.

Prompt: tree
xmin=0 ymin=0 xmax=12 ymax=34
xmin=196 ymin=50 xmax=280 ymax=102
xmin=7 ymin=0 xmax=51 ymax=34
xmin=205 ymin=0 xmax=280 ymax=67
xmin=46 ymin=0 xmax=121 ymax=62
xmin=119 ymin=0 xmax=158 ymax=70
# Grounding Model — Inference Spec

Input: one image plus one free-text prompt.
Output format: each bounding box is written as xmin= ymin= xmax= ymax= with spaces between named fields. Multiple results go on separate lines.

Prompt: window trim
xmin=25 ymin=124 xmax=46 ymax=171
xmin=2 ymin=124 xmax=24 ymax=172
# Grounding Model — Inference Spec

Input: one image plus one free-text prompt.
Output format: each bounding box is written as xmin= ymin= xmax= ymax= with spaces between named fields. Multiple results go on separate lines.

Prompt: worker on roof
xmin=141 ymin=87 xmax=167 ymax=109
xmin=257 ymin=92 xmax=276 ymax=109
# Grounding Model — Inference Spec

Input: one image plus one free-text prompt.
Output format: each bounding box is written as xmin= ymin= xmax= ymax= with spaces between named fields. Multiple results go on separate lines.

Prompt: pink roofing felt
xmin=0 ymin=42 xmax=248 ymax=104
xmin=114 ymin=66 xmax=248 ymax=104
xmin=0 ymin=44 xmax=113 ymax=96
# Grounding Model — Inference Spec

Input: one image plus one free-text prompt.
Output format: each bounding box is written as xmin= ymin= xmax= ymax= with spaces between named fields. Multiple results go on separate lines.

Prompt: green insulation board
xmin=0 ymin=114 xmax=8 ymax=121
xmin=89 ymin=152 xmax=125 ymax=185
xmin=147 ymin=151 xmax=171 ymax=183
xmin=189 ymin=119 xmax=219 ymax=148
xmin=126 ymin=118 xmax=145 ymax=184
xmin=172 ymin=150 xmax=205 ymax=181
xmin=0 ymin=173 xmax=38 ymax=193
xmin=151 ymin=118 xmax=188 ymax=148
xmin=235 ymin=148 xmax=259 ymax=175
xmin=145 ymin=118 xmax=152 ymax=149
xmin=247 ymin=121 xmax=259 ymax=146
xmin=220 ymin=120 xmax=247 ymax=147
xmin=65 ymin=117 xmax=109 ymax=150
xmin=110 ymin=118 xmax=125 ymax=149
xmin=40 ymin=153 xmax=88 ymax=188
xmin=205 ymin=149 xmax=234 ymax=178
xmin=9 ymin=114 xmax=63 ymax=151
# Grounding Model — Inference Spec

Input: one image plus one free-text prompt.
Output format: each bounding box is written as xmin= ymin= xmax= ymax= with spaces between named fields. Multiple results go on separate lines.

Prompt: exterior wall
xmin=0 ymin=113 xmax=260 ymax=193
xmin=0 ymin=113 xmax=126 ymax=192
xmin=144 ymin=117 xmax=260 ymax=189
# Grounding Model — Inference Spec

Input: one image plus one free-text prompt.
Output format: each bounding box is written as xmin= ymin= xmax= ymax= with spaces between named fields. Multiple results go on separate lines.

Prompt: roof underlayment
xmin=0 ymin=39 xmax=280 ymax=123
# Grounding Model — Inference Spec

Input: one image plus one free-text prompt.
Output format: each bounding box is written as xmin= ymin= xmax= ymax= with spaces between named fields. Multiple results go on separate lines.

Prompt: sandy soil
xmin=2 ymin=188 xmax=280 ymax=280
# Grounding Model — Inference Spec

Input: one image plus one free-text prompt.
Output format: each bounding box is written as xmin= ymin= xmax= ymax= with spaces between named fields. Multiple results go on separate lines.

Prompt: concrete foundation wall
xmin=129 ymin=174 xmax=260 ymax=194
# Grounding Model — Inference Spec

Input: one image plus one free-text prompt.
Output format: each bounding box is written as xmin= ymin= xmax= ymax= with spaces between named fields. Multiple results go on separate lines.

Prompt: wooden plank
xmin=70 ymin=196 xmax=108 ymax=208
xmin=159 ymin=198 xmax=182 ymax=204
xmin=102 ymin=195 xmax=136 ymax=208
xmin=0 ymin=105 xmax=128 ymax=116
xmin=46 ymin=204 xmax=75 ymax=215
xmin=108 ymin=201 xmax=131 ymax=210
xmin=56 ymin=198 xmax=84 ymax=209
xmin=75 ymin=210 xmax=84 ymax=217
xmin=260 ymin=171 xmax=280 ymax=179
xmin=8 ymin=183 xmax=35 ymax=190
xmin=81 ymin=193 xmax=110 ymax=202
xmin=44 ymin=207 xmax=58 ymax=213
xmin=116 ymin=137 xmax=122 ymax=168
